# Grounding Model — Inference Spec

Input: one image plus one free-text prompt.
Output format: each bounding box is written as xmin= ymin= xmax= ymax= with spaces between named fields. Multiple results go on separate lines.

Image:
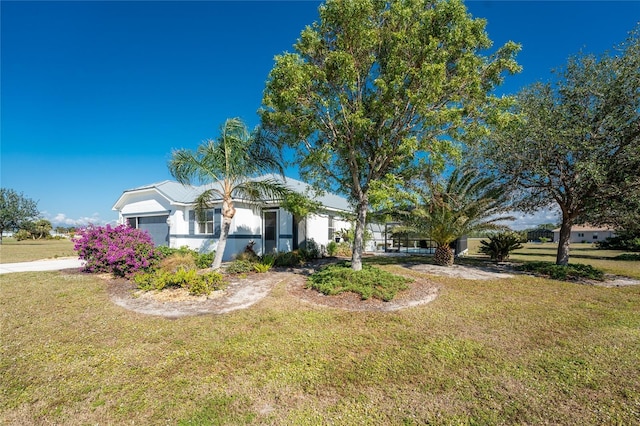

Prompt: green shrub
xmin=254 ymin=254 xmax=276 ymax=273
xmin=132 ymin=271 xmax=166 ymax=291
xmin=597 ymin=233 xmax=640 ymax=252
xmin=479 ymin=232 xmax=523 ymax=262
xmin=132 ymin=269 xmax=226 ymax=295
xmin=516 ymin=261 xmax=605 ymax=281
xmin=13 ymin=229 xmax=32 ymax=241
xmin=326 ymin=241 xmax=338 ymax=257
xmin=226 ymin=259 xmax=256 ymax=274
xmin=254 ymin=263 xmax=271 ymax=273
xmin=614 ymin=253 xmax=640 ymax=261
xmin=273 ymin=251 xmax=303 ymax=267
xmin=234 ymin=251 xmax=260 ymax=263
xmin=155 ymin=245 xmax=176 ymax=258
xmin=188 ymin=271 xmax=226 ymax=295
xmin=155 ymin=246 xmax=215 ymax=269
xmin=299 ymin=238 xmax=320 ymax=260
xmin=194 ymin=251 xmax=215 ymax=269
xmin=308 ymin=262 xmax=412 ymax=302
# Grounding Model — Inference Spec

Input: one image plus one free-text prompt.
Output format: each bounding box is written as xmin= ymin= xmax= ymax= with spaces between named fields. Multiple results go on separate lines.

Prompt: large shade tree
xmin=168 ymin=118 xmax=291 ymax=270
xmin=393 ymin=164 xmax=513 ymax=266
xmin=479 ymin=27 xmax=640 ymax=265
xmin=261 ymin=0 xmax=520 ymax=271
xmin=0 ymin=188 xmax=39 ymax=244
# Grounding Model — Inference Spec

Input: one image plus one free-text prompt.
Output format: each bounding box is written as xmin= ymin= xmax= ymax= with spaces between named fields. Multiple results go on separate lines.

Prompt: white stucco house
xmin=553 ymin=225 xmax=616 ymax=244
xmin=112 ymin=176 xmax=357 ymax=260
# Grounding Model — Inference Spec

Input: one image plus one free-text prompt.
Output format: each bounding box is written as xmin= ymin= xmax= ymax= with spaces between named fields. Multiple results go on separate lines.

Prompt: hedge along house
xmin=112 ymin=176 xmax=352 ymax=261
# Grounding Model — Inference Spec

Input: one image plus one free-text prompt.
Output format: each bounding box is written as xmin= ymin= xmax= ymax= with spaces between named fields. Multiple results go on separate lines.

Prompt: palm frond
xmin=234 ymin=179 xmax=292 ymax=205
xmin=398 ymin=163 xmax=513 ymax=246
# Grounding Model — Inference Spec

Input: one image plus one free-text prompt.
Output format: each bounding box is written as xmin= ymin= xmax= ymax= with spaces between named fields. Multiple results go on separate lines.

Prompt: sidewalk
xmin=0 ymin=258 xmax=84 ymax=274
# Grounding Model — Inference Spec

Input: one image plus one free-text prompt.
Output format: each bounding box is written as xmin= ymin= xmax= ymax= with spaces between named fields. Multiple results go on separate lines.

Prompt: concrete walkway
xmin=0 ymin=258 xmax=84 ymax=274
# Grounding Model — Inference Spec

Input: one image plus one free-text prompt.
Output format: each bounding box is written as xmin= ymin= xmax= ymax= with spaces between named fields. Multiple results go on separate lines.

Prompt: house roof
xmin=112 ymin=175 xmax=352 ymax=213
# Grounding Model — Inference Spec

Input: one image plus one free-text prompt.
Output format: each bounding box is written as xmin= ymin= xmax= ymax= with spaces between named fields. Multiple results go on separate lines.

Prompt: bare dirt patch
xmin=589 ymin=275 xmax=640 ymax=287
xmin=106 ymin=272 xmax=290 ymax=318
xmin=406 ymin=262 xmax=515 ymax=280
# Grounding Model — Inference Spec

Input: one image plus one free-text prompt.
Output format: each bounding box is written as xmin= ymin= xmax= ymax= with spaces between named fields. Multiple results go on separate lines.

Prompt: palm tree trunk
xmin=212 ymin=217 xmax=232 ymax=270
xmin=434 ymin=244 xmax=454 ymax=266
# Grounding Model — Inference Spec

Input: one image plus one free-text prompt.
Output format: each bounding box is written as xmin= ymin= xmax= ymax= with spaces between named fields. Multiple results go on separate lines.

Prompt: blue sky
xmin=2 ymin=1 xmax=638 ymax=229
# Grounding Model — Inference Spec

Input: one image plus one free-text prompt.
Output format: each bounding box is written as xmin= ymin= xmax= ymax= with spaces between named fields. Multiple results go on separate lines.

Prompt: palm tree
xmin=398 ymin=165 xmax=513 ymax=266
xmin=168 ymin=118 xmax=290 ymax=270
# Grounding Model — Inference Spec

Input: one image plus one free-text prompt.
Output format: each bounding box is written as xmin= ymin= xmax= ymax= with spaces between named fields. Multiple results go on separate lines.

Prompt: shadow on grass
xmin=361 ymin=254 xmax=512 ymax=272
xmin=513 ymin=252 xmax=619 ymax=261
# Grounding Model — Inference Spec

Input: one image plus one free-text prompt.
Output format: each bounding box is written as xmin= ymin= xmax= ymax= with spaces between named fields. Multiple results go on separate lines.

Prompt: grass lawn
xmin=0 ymin=238 xmax=76 ymax=263
xmin=467 ymin=239 xmax=640 ymax=279
xmin=1 ymin=256 xmax=639 ymax=424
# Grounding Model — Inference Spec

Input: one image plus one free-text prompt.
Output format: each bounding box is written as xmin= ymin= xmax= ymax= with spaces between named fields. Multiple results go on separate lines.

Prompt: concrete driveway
xmin=0 ymin=258 xmax=84 ymax=274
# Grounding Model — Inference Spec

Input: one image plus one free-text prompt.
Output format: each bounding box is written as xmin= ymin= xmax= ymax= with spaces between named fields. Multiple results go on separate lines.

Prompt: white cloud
xmin=43 ymin=212 xmax=113 ymax=227
xmin=496 ymin=208 xmax=561 ymax=231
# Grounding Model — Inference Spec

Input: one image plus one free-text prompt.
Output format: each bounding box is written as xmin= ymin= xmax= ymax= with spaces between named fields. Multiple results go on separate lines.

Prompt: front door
xmin=263 ymin=210 xmax=278 ymax=254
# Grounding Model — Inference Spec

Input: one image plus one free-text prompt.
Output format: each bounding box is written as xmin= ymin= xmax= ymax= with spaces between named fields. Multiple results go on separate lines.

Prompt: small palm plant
xmin=397 ymin=164 xmax=514 ymax=267
xmin=169 ymin=118 xmax=291 ymax=270
xmin=479 ymin=232 xmax=523 ymax=262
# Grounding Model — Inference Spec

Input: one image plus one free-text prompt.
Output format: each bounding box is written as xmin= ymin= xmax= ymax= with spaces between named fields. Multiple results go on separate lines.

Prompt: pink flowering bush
xmin=74 ymin=224 xmax=160 ymax=277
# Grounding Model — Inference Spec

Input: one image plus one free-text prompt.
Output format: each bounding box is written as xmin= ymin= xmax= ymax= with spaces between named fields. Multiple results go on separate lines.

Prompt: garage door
xmin=138 ymin=215 xmax=169 ymax=247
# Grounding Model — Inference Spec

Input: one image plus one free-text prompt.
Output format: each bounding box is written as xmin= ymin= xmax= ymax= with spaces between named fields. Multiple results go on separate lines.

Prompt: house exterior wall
xmin=305 ymin=212 xmax=351 ymax=250
xmin=119 ymin=191 xmax=172 ymax=216
xmin=170 ymin=202 xmax=262 ymax=260
xmin=114 ymin=183 xmax=354 ymax=260
xmin=552 ymin=229 xmax=616 ymax=243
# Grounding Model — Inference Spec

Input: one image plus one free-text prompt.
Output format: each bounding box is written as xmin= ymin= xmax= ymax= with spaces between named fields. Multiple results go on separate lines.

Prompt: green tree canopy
xmin=478 ymin=26 xmax=640 ymax=265
xmin=261 ymin=0 xmax=520 ymax=270
xmin=168 ymin=118 xmax=292 ymax=270
xmin=0 ymin=188 xmax=39 ymax=243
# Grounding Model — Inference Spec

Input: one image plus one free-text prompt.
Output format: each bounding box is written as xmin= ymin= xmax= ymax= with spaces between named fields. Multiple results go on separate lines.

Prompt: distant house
xmin=552 ymin=225 xmax=616 ymax=244
xmin=527 ymin=229 xmax=554 ymax=242
xmin=112 ymin=176 xmax=354 ymax=260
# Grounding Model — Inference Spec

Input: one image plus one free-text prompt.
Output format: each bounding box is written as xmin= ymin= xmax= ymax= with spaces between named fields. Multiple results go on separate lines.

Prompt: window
xmin=328 ymin=215 xmax=335 ymax=240
xmin=194 ymin=209 xmax=222 ymax=236
xmin=198 ymin=210 xmax=214 ymax=234
xmin=127 ymin=217 xmax=137 ymax=228
xmin=578 ymin=233 xmax=584 ymax=237
xmin=593 ymin=235 xmax=598 ymax=240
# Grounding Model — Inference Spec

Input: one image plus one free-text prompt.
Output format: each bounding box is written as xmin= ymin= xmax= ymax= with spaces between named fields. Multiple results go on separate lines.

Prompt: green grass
xmin=468 ymin=239 xmax=640 ymax=279
xmin=0 ymin=238 xmax=76 ymax=263
xmin=2 ymin=263 xmax=639 ymax=425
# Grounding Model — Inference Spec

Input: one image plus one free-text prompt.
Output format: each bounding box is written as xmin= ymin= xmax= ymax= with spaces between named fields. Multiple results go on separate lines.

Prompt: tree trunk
xmin=351 ymin=201 xmax=368 ymax=271
xmin=556 ymin=219 xmax=573 ymax=266
xmin=434 ymin=244 xmax=454 ymax=266
xmin=212 ymin=199 xmax=236 ymax=270
xmin=212 ymin=217 xmax=232 ymax=270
